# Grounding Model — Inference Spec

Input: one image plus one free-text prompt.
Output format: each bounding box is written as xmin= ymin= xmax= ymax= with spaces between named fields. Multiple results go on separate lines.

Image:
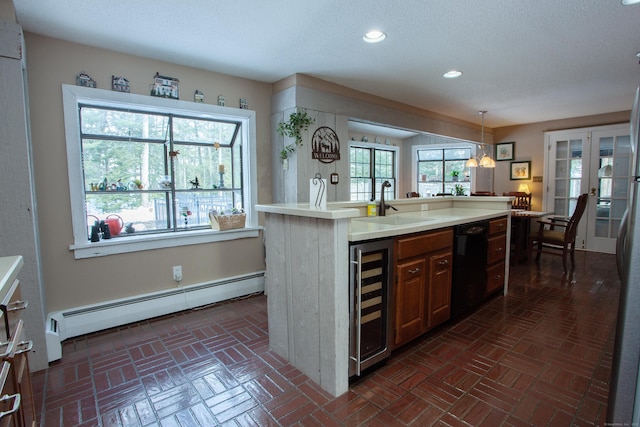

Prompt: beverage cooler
xmin=348 ymin=239 xmax=393 ymax=377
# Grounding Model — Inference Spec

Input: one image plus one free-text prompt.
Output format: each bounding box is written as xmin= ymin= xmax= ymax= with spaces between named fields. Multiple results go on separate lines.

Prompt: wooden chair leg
xmin=535 ymin=240 xmax=542 ymax=262
xmin=562 ymin=252 xmax=568 ymax=272
xmin=570 ymin=245 xmax=576 ymax=269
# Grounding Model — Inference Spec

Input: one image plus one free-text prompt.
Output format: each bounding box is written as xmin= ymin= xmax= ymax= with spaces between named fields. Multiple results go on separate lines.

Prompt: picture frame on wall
xmin=510 ymin=161 xmax=531 ymax=180
xmin=496 ymin=142 xmax=514 ymax=161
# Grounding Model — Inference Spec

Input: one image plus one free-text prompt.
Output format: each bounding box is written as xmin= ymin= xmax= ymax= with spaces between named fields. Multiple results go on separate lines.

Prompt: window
xmin=416 ymin=147 xmax=471 ymax=196
xmin=349 ymin=143 xmax=398 ymax=201
xmin=63 ymin=85 xmax=258 ymax=259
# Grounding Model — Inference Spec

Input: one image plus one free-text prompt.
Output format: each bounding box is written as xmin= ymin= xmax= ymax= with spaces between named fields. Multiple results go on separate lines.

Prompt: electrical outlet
xmin=421 ymin=204 xmax=429 ymax=211
xmin=172 ymin=265 xmax=182 ymax=282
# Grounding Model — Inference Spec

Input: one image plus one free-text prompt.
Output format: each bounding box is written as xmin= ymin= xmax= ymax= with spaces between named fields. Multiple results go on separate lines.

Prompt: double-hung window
xmin=349 ymin=143 xmax=398 ymax=201
xmin=63 ymin=85 xmax=258 ymax=259
xmin=416 ymin=147 xmax=471 ymax=196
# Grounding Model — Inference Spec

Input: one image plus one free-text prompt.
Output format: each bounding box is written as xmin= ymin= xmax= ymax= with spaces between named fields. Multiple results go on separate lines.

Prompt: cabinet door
xmin=486 ymin=262 xmax=505 ymax=296
xmin=487 ymin=234 xmax=507 ymax=266
xmin=428 ymin=251 xmax=453 ymax=329
xmin=395 ymin=258 xmax=426 ymax=346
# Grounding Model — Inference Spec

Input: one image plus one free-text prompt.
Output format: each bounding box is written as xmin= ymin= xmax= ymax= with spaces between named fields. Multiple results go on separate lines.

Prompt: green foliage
xmin=453 ymin=184 xmax=466 ymax=196
xmin=277 ymin=110 xmax=314 ymax=162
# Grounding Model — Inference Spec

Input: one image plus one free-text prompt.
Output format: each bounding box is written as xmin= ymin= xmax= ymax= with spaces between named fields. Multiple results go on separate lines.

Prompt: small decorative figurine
xmin=239 ymin=98 xmax=248 ymax=109
xmin=190 ymin=177 xmax=200 ymax=189
xmin=150 ymin=72 xmax=179 ymax=99
xmin=112 ymin=76 xmax=130 ymax=93
xmin=76 ymin=71 xmax=96 ymax=88
xmin=194 ymin=90 xmax=204 ymax=103
xmin=218 ymin=95 xmax=225 ymax=106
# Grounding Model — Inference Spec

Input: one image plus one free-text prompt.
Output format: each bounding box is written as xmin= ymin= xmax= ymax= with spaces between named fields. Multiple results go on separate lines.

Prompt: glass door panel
xmin=546 ymin=125 xmax=630 ymax=255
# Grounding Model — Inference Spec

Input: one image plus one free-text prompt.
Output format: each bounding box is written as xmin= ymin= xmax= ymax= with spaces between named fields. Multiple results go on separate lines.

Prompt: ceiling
xmin=13 ymin=0 xmax=640 ymax=128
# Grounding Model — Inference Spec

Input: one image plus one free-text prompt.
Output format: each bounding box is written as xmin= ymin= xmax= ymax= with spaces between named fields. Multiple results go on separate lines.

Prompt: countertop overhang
xmin=348 ymin=207 xmax=511 ymax=241
xmin=256 ymin=196 xmax=513 ymax=242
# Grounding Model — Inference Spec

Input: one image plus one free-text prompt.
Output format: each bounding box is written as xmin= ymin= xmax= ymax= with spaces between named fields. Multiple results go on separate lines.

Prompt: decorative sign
xmin=76 ymin=71 xmax=96 ymax=88
xmin=150 ymin=72 xmax=179 ymax=99
xmin=311 ymin=126 xmax=340 ymax=163
xmin=112 ymin=76 xmax=130 ymax=93
xmin=194 ymin=90 xmax=204 ymax=103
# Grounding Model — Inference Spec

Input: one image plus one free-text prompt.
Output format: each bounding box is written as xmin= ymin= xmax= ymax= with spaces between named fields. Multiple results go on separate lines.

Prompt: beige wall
xmin=24 ymin=33 xmax=271 ymax=312
xmin=493 ymin=111 xmax=630 ymax=211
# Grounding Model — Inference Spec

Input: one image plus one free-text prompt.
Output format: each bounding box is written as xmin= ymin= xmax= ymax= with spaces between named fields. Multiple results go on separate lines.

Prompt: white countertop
xmin=0 ymin=255 xmax=23 ymax=292
xmin=256 ymin=197 xmax=513 ymax=242
xmin=255 ymin=203 xmax=360 ymax=219
xmin=348 ymin=208 xmax=511 ymax=241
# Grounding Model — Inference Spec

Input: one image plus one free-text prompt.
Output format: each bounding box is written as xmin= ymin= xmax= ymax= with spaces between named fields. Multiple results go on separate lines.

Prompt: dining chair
xmin=503 ymin=191 xmax=531 ymax=210
xmin=406 ymin=191 xmax=420 ymax=198
xmin=530 ymin=193 xmax=588 ymax=271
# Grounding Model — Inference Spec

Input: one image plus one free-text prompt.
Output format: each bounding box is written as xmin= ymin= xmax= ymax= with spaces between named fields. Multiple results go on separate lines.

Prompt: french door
xmin=544 ymin=124 xmax=631 ymax=254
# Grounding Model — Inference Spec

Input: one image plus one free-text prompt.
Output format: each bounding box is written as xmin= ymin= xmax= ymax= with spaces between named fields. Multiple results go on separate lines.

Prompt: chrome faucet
xmin=378 ymin=181 xmax=396 ymax=216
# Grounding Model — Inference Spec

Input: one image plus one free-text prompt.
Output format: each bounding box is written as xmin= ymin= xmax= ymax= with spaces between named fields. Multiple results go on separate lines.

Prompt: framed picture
xmin=496 ymin=142 xmax=514 ymax=161
xmin=510 ymin=161 xmax=531 ymax=180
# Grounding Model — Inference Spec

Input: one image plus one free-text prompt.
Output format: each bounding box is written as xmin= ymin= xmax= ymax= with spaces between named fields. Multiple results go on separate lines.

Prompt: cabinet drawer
xmin=1 ymin=280 xmax=27 ymax=340
xmin=486 ymin=262 xmax=505 ymax=296
xmin=489 ymin=217 xmax=508 ymax=236
xmin=396 ymin=228 xmax=453 ymax=260
xmin=487 ymin=234 xmax=507 ymax=265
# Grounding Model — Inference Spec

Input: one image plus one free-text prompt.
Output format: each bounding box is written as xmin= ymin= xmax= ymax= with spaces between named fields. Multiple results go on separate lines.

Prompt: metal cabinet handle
xmin=0 ymin=342 xmax=13 ymax=359
xmin=15 ymin=340 xmax=33 ymax=355
xmin=438 ymin=259 xmax=449 ymax=266
xmin=408 ymin=268 xmax=421 ymax=274
xmin=7 ymin=300 xmax=28 ymax=312
xmin=0 ymin=393 xmax=21 ymax=419
xmin=496 ymin=247 xmax=503 ymax=252
xmin=349 ymin=249 xmax=363 ymax=376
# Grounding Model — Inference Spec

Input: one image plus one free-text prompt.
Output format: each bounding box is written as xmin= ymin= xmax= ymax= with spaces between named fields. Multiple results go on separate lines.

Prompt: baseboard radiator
xmin=45 ymin=271 xmax=265 ymax=362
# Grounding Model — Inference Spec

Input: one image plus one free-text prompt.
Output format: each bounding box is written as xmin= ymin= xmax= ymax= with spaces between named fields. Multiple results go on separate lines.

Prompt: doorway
xmin=543 ymin=124 xmax=631 ymax=254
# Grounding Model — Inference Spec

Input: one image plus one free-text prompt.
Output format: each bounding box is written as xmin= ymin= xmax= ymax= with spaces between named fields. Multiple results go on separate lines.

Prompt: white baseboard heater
xmin=45 ymin=271 xmax=265 ymax=362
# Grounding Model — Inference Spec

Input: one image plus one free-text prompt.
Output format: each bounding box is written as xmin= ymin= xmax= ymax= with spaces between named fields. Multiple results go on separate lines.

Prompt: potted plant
xmin=276 ymin=110 xmax=315 ymax=162
xmin=453 ymin=184 xmax=466 ymax=196
xmin=451 ymin=170 xmax=460 ymax=181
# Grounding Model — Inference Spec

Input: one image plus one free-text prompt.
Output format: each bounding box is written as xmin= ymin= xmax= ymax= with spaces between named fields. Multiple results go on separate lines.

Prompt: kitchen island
xmin=256 ymin=196 xmax=513 ymax=396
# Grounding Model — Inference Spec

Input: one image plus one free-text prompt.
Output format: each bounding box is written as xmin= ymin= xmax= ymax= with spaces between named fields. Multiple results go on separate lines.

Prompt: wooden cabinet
xmin=395 ymin=258 xmax=427 ymax=345
xmin=394 ymin=228 xmax=453 ymax=348
xmin=486 ymin=217 xmax=507 ymax=296
xmin=0 ymin=258 xmax=35 ymax=427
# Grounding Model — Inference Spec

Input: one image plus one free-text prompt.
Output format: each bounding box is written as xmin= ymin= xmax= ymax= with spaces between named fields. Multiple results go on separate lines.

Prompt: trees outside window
xmin=417 ymin=148 xmax=471 ymax=196
xmin=349 ymin=143 xmax=398 ymax=201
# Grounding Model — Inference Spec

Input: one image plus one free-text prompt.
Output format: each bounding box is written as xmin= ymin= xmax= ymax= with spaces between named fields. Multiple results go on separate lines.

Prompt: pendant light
xmin=466 ymin=111 xmax=495 ymax=168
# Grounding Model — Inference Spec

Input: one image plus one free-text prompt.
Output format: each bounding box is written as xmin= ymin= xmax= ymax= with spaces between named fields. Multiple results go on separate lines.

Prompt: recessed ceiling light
xmin=363 ymin=30 xmax=386 ymax=43
xmin=622 ymin=0 xmax=640 ymax=4
xmin=443 ymin=70 xmax=463 ymax=79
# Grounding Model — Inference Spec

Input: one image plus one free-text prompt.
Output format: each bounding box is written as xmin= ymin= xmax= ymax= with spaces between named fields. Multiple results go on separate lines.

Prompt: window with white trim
xmin=349 ymin=143 xmax=398 ymax=201
xmin=63 ymin=85 xmax=258 ymax=259
xmin=416 ymin=147 xmax=471 ymax=196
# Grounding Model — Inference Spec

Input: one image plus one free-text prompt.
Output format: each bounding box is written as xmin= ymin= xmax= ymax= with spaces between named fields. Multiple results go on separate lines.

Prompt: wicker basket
xmin=209 ymin=212 xmax=246 ymax=231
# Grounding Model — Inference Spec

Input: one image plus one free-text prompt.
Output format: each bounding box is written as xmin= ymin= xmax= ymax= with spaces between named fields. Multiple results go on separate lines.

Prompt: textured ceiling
xmin=13 ymin=0 xmax=640 ymax=128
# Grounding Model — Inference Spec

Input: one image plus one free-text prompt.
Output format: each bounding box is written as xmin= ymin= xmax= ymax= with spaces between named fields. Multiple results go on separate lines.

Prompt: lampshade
xmin=517 ymin=183 xmax=530 ymax=194
xmin=466 ymin=111 xmax=495 ymax=168
xmin=479 ymin=154 xmax=495 ymax=168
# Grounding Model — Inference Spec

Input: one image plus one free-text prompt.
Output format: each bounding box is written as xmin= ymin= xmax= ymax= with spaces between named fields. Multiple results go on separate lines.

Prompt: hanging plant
xmin=277 ymin=110 xmax=315 ymax=162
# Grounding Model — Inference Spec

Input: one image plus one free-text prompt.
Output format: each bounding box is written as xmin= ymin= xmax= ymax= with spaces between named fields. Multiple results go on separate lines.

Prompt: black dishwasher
xmin=451 ymin=220 xmax=489 ymax=319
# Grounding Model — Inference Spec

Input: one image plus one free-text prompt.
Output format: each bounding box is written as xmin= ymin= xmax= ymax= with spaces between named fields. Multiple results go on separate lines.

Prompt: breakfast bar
xmin=256 ymin=196 xmax=513 ymax=396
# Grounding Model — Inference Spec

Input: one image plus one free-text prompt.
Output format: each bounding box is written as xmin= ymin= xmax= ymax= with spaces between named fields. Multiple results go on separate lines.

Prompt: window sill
xmin=69 ymin=227 xmax=261 ymax=259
